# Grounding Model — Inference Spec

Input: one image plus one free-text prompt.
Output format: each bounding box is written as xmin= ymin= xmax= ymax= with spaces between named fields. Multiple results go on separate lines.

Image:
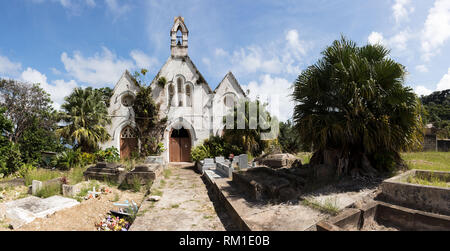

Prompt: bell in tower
xmin=170 ymin=16 xmax=189 ymax=58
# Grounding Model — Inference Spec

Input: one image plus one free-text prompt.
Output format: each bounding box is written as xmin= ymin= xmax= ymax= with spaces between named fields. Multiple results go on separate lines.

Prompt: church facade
xmin=100 ymin=17 xmax=247 ymax=162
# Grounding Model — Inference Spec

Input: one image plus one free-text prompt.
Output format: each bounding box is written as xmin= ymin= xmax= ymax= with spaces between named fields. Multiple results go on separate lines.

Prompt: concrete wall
xmin=380 ymin=170 xmax=450 ymax=216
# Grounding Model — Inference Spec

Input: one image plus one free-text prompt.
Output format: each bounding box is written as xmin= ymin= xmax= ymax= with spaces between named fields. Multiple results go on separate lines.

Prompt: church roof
xmin=214 ymin=71 xmax=247 ymax=97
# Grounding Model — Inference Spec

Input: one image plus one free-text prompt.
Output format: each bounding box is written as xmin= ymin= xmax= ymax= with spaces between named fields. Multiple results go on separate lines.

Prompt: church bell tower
xmin=170 ymin=16 xmax=189 ymax=57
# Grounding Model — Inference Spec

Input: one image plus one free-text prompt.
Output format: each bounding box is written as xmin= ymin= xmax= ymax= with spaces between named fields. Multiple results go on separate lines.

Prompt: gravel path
xmin=130 ymin=163 xmax=237 ymax=231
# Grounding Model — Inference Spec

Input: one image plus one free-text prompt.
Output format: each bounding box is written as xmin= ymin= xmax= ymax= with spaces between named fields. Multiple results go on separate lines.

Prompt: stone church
xmin=100 ymin=17 xmax=247 ymax=163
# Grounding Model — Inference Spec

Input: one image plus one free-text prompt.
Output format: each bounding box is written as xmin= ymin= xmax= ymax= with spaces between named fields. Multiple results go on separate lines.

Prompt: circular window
xmin=121 ymin=94 xmax=134 ymax=107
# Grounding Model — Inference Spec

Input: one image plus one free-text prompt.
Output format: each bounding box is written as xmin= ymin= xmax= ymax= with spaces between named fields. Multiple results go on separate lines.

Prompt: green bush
xmin=80 ymin=152 xmax=96 ymax=166
xmin=191 ymin=136 xmax=244 ymax=162
xmin=55 ymin=149 xmax=82 ymax=170
xmin=95 ymin=146 xmax=120 ymax=163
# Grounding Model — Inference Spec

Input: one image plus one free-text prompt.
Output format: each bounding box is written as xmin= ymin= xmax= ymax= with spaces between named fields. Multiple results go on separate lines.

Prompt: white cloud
xmin=242 ymin=74 xmax=294 ymax=122
xmin=421 ymin=0 xmax=450 ymax=61
xmin=61 ymin=47 xmax=155 ymax=86
xmin=130 ymin=50 xmax=158 ymax=70
xmin=205 ymin=29 xmax=307 ymax=78
xmin=392 ymin=0 xmax=414 ymax=23
xmin=20 ymin=67 xmax=79 ymax=110
xmin=368 ymin=30 xmax=410 ymax=51
xmin=413 ymin=85 xmax=433 ymax=96
xmin=368 ymin=32 xmax=385 ymax=46
xmin=0 ymin=55 xmax=22 ymax=76
xmin=415 ymin=65 xmax=429 ymax=73
xmin=105 ymin=0 xmax=131 ymax=17
xmin=437 ymin=68 xmax=450 ymax=91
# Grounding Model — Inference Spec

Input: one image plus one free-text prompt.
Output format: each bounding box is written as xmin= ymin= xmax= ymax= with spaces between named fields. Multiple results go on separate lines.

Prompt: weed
xmin=302 ymin=197 xmax=340 ymax=215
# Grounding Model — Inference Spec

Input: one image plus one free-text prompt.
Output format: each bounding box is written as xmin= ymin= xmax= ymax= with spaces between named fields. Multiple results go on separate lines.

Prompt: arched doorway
xmin=120 ymin=126 xmax=138 ymax=159
xmin=169 ymin=127 xmax=191 ymax=162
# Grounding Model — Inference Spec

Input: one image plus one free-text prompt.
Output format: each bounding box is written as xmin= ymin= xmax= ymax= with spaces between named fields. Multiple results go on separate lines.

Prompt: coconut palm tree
xmin=57 ymin=87 xmax=111 ymax=153
xmin=292 ymin=37 xmax=423 ymax=177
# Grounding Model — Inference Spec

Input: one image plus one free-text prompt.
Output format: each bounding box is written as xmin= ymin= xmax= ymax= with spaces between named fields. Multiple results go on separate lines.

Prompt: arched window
xmin=168 ymin=84 xmax=174 ymax=107
xmin=224 ymin=94 xmax=235 ymax=108
xmin=186 ymin=85 xmax=192 ymax=107
xmin=176 ymin=29 xmax=183 ymax=45
xmin=177 ymin=78 xmax=183 ymax=106
xmin=121 ymin=126 xmax=136 ymax=138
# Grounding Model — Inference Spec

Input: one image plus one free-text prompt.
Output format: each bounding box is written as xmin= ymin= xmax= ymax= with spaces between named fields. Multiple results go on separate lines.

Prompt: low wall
xmin=317 ymin=202 xmax=450 ymax=231
xmin=379 ymin=170 xmax=450 ymax=216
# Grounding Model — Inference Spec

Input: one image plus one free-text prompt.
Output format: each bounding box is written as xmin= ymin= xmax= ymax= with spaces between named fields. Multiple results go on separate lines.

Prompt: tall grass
xmin=24 ymin=169 xmax=62 ymax=186
xmin=36 ymin=183 xmax=62 ymax=198
xmin=401 ymin=152 xmax=450 ymax=172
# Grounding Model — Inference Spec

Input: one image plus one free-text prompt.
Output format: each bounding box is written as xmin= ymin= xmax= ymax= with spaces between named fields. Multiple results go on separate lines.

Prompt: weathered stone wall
xmin=379 ymin=170 xmax=450 ymax=215
xmin=423 ymin=134 xmax=437 ymax=151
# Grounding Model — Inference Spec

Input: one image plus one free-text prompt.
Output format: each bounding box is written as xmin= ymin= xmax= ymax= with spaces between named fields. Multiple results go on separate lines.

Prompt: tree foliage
xmin=223 ymin=99 xmax=278 ymax=157
xmin=132 ymin=70 xmax=167 ymax=156
xmin=0 ymin=79 xmax=55 ymax=143
xmin=420 ymin=89 xmax=450 ymax=139
xmin=57 ymin=87 xmax=111 ymax=152
xmin=278 ymin=120 xmax=305 ymax=153
xmin=292 ymin=37 xmax=423 ymax=176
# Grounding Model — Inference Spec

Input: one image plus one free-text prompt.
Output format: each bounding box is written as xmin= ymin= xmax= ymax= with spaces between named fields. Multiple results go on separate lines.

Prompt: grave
xmin=378 ymin=169 xmax=450 ymax=215
xmin=83 ymin=162 xmax=127 ymax=183
xmin=215 ymin=162 xmax=234 ymax=179
xmin=197 ymin=158 xmax=216 ymax=173
xmin=255 ymin=153 xmax=298 ymax=169
xmin=125 ymin=163 xmax=163 ymax=185
xmin=232 ymin=167 xmax=306 ymax=202
xmin=145 ymin=156 xmax=165 ymax=165
xmin=4 ymin=195 xmax=79 ymax=229
xmin=316 ymin=201 xmax=450 ymax=231
xmin=238 ymin=154 xmax=248 ymax=170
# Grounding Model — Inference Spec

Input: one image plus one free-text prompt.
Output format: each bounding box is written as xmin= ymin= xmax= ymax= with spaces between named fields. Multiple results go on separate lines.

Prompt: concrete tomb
xmin=4 ymin=195 xmax=79 ymax=229
xmin=83 ymin=162 xmax=127 ymax=183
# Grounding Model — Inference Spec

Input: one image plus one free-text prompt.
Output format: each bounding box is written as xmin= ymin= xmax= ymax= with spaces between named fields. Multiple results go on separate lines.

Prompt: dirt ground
xmin=130 ymin=163 xmax=237 ymax=231
xmin=1 ymin=183 xmax=145 ymax=231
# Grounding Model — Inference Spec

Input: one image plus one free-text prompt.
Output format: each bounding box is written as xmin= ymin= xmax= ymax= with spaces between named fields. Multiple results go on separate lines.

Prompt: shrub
xmin=190 ymin=136 xmax=244 ymax=162
xmin=95 ymin=147 xmax=120 ymax=163
xmin=55 ymin=149 xmax=82 ymax=170
xmin=80 ymin=152 xmax=96 ymax=166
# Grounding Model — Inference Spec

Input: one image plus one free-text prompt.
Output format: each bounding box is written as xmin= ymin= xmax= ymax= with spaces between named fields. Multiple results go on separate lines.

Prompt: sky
xmin=0 ymin=0 xmax=449 ymax=122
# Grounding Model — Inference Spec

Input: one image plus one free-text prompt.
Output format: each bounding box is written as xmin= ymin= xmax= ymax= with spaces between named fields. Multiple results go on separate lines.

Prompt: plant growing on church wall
xmin=132 ymin=69 xmax=168 ymax=157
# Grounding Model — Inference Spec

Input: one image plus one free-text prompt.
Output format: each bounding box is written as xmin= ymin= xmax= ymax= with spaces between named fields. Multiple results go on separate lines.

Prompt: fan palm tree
xmin=223 ymin=99 xmax=275 ymax=157
xmin=57 ymin=87 xmax=111 ymax=153
xmin=292 ymin=37 xmax=423 ymax=177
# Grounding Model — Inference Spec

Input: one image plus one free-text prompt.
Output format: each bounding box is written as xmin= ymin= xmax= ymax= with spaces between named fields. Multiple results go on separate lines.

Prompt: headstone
xmin=215 ymin=162 xmax=234 ymax=178
xmin=31 ymin=180 xmax=43 ymax=195
xmin=215 ymin=156 xmax=225 ymax=163
xmin=204 ymin=158 xmax=214 ymax=164
xmin=239 ymin=154 xmax=248 ymax=170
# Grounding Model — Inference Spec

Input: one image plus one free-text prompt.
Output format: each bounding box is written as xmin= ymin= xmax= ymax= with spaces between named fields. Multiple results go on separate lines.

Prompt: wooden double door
xmin=169 ymin=128 xmax=191 ymax=162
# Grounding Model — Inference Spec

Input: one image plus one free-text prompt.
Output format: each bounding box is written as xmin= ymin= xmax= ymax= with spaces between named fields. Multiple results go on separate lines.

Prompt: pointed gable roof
xmin=214 ymin=71 xmax=246 ymax=97
xmin=112 ymin=70 xmax=139 ymax=93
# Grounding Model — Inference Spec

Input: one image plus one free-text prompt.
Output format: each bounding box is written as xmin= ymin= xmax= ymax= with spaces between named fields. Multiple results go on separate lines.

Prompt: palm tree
xmin=57 ymin=87 xmax=111 ymax=153
xmin=292 ymin=37 xmax=423 ymax=177
xmin=223 ymin=99 xmax=276 ymax=157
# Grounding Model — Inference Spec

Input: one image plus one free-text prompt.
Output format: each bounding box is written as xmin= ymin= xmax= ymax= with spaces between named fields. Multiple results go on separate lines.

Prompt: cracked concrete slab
xmin=3 ymin=195 xmax=79 ymax=229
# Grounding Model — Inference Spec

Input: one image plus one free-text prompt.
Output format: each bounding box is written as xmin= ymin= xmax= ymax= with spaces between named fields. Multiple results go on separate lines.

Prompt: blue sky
xmin=0 ymin=0 xmax=449 ymax=121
